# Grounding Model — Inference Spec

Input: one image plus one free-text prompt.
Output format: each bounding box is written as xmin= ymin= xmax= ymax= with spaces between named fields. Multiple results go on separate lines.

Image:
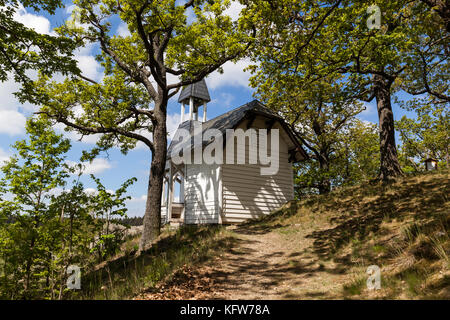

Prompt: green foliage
xmin=242 ymin=0 xmax=449 ymax=180
xmin=0 ymin=117 xmax=71 ymax=299
xmin=31 ymin=74 xmax=153 ymax=156
xmin=23 ymin=0 xmax=251 ymax=155
xmin=0 ymin=0 xmax=79 ymax=85
xmin=78 ymin=225 xmax=229 ymax=300
xmin=396 ymin=100 xmax=449 ymax=171
xmin=242 ymin=18 xmax=378 ymax=194
xmin=343 ymin=277 xmax=366 ymax=296
xmin=337 ymin=120 xmax=380 ymax=185
xmin=89 ymin=175 xmax=137 ymax=260
xmin=242 ymin=0 xmax=433 ymax=96
xmin=294 ymin=119 xmax=379 ymax=196
xmin=20 ymin=1 xmax=252 ymax=247
xmin=0 ymin=117 xmax=135 ymax=299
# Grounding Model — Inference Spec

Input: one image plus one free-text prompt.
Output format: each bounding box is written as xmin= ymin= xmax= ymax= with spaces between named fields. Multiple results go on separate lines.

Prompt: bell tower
xmin=178 ymin=79 xmax=211 ymax=123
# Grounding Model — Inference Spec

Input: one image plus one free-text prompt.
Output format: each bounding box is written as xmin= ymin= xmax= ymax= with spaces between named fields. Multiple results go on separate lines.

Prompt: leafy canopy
xmin=0 ymin=0 xmax=79 ymax=84
xmin=25 ymin=0 xmax=252 ymax=156
xmin=0 ymin=116 xmax=136 ymax=299
xmin=242 ymin=0 xmax=449 ymax=103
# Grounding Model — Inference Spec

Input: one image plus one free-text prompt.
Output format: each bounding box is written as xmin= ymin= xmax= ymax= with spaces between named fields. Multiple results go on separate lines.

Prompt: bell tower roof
xmin=178 ymin=79 xmax=211 ymax=106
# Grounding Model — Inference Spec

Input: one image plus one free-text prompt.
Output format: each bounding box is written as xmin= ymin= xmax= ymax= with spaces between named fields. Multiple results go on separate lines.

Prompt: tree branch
xmin=35 ymin=111 xmax=155 ymax=153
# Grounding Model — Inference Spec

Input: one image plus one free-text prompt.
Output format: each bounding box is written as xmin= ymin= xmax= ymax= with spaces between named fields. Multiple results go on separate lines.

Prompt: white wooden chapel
xmin=161 ymin=79 xmax=307 ymax=225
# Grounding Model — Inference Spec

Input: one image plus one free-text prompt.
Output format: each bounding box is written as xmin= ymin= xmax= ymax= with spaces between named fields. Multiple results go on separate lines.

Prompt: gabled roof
xmin=177 ymin=79 xmax=211 ymax=105
xmin=167 ymin=100 xmax=308 ymax=162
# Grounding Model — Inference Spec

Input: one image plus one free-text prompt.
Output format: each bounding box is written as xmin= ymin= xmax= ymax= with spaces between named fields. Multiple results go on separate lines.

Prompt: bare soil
xmin=135 ymin=171 xmax=450 ymax=300
xmin=135 ymin=224 xmax=351 ymax=300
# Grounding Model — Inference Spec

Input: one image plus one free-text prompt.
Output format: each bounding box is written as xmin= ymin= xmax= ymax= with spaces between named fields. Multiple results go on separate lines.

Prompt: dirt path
xmin=136 ymin=224 xmax=351 ymax=300
xmin=134 ymin=174 xmax=450 ymax=300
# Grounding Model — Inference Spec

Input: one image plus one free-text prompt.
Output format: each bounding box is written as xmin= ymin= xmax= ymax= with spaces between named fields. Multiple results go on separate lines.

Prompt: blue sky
xmin=0 ymin=1 xmax=417 ymax=217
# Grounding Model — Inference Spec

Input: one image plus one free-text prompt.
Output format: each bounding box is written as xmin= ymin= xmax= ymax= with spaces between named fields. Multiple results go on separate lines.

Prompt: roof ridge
xmin=178 ymin=79 xmax=211 ymax=104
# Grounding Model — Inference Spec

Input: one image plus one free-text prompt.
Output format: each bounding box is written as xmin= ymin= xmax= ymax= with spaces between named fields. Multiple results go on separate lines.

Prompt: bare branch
xmin=134 ymin=4 xmax=166 ymax=89
xmin=78 ymin=74 xmax=98 ymax=84
xmin=35 ymin=110 xmax=155 ymax=153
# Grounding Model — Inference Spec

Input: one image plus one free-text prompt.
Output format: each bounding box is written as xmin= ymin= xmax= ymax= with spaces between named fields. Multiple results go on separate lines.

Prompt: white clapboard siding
xmin=184 ymin=164 xmax=221 ymax=224
xmin=161 ymin=206 xmax=167 ymax=224
xmin=222 ymin=117 xmax=294 ymax=223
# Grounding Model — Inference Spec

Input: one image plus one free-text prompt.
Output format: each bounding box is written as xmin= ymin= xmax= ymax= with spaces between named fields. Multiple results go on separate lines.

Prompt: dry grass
xmin=78 ymin=170 xmax=449 ymax=300
xmin=247 ymin=170 xmax=450 ymax=299
xmin=69 ymin=225 xmax=236 ymax=299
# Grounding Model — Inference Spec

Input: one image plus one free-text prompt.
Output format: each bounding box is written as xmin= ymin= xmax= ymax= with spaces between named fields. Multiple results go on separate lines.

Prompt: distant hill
xmin=119 ymin=216 xmax=143 ymax=226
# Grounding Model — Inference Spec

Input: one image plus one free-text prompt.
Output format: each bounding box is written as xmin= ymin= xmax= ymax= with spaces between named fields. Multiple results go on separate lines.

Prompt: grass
xmin=241 ymin=169 xmax=450 ymax=299
xmin=75 ymin=169 xmax=449 ymax=300
xmin=70 ymin=225 xmax=236 ymax=299
xmin=343 ymin=277 xmax=366 ymax=296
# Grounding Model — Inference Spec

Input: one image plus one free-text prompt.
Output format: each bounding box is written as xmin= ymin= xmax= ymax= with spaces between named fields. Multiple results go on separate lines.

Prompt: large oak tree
xmin=26 ymin=0 xmax=252 ymax=250
xmin=241 ymin=0 xmax=449 ymax=181
xmin=0 ymin=0 xmax=78 ymax=84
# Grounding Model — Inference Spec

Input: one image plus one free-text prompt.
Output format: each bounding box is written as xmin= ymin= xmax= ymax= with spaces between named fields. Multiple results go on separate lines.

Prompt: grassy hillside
xmin=244 ymin=170 xmax=449 ymax=299
xmin=70 ymin=225 xmax=234 ymax=299
xmin=79 ymin=170 xmax=449 ymax=300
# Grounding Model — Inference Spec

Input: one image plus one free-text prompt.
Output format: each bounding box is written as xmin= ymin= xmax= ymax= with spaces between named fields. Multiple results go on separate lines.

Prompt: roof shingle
xmin=177 ymin=79 xmax=211 ymax=105
xmin=167 ymin=100 xmax=308 ymax=162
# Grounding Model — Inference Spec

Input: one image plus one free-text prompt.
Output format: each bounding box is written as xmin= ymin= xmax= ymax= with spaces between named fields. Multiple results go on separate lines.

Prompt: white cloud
xmin=210 ymin=92 xmax=234 ymax=107
xmin=58 ymin=8 xmax=104 ymax=82
xmin=67 ymin=158 xmax=113 ymax=175
xmin=0 ymin=109 xmax=27 ymax=136
xmin=82 ymin=158 xmax=113 ymax=174
xmin=224 ymin=1 xmax=244 ymax=21
xmin=361 ymin=119 xmax=377 ymax=126
xmin=360 ymin=102 xmax=376 ymax=116
xmin=129 ymin=194 xmax=147 ymax=203
xmin=0 ymin=78 xmax=21 ymax=112
xmin=179 ymin=0 xmax=243 ymax=24
xmin=0 ymin=70 xmax=37 ymax=111
xmin=167 ymin=73 xmax=181 ymax=87
xmin=0 ymin=5 xmax=102 ymax=139
xmin=207 ymin=59 xmax=251 ymax=89
xmin=13 ymin=5 xmax=53 ymax=35
xmin=0 ymin=71 xmax=37 ymax=137
xmin=65 ymin=4 xmax=76 ymax=14
xmin=84 ymin=188 xmax=114 ymax=196
xmin=132 ymin=112 xmax=186 ymax=150
xmin=84 ymin=188 xmax=98 ymax=195
xmin=187 ymin=9 xmax=197 ymax=24
xmin=132 ymin=127 xmax=153 ymax=150
xmin=69 ymin=43 xmax=103 ymax=82
xmin=54 ymin=122 xmax=101 ymax=144
xmin=117 ymin=23 xmax=131 ymax=37
xmin=65 ymin=4 xmax=93 ymax=31
xmin=75 ymin=54 xmax=103 ymax=81
xmin=53 ymin=104 xmax=101 ymax=144
xmin=167 ymin=112 xmax=186 ymax=138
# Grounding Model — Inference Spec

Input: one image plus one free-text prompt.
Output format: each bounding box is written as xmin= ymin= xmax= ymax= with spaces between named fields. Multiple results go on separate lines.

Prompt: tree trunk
xmin=139 ymin=98 xmax=168 ymax=251
xmin=446 ymin=145 xmax=449 ymax=168
xmin=317 ymin=152 xmax=331 ymax=194
xmin=374 ymin=75 xmax=403 ymax=181
xmin=311 ymin=118 xmax=331 ymax=194
xmin=446 ymin=128 xmax=449 ymax=168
